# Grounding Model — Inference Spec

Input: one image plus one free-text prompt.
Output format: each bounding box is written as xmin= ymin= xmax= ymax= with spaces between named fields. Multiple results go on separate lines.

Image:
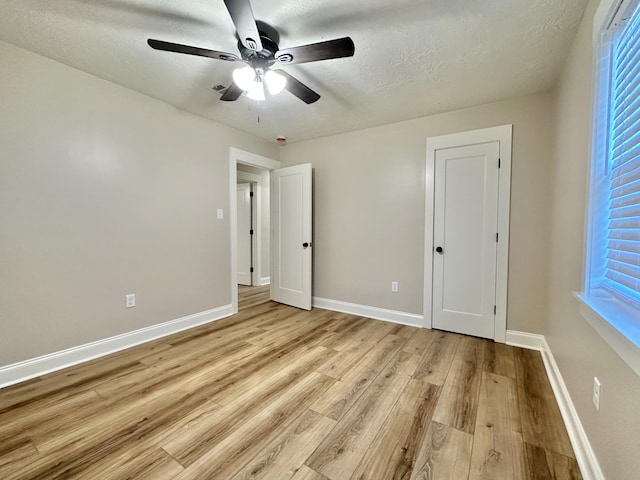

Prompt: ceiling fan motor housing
xmin=238 ymin=34 xmax=279 ymax=69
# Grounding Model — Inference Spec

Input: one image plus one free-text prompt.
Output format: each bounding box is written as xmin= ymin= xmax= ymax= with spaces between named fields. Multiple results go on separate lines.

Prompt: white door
xmin=270 ymin=164 xmax=312 ymax=310
xmin=237 ymin=183 xmax=252 ymax=286
xmin=432 ymin=142 xmax=500 ymax=339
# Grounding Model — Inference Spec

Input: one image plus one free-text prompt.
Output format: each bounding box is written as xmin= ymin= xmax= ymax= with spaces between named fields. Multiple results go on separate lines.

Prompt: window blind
xmin=606 ymin=9 xmax=640 ymax=302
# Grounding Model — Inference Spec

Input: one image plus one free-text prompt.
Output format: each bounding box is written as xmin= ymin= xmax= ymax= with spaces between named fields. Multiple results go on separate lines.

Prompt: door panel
xmin=279 ymin=174 xmax=304 ymax=291
xmin=237 ymin=183 xmax=252 ymax=286
xmin=432 ymin=142 xmax=499 ymax=339
xmin=271 ymin=164 xmax=312 ymax=310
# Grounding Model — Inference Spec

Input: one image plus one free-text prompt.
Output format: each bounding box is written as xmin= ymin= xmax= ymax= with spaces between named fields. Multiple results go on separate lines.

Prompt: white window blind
xmin=578 ymin=0 xmax=640 ymax=378
xmin=605 ymin=7 xmax=640 ymax=303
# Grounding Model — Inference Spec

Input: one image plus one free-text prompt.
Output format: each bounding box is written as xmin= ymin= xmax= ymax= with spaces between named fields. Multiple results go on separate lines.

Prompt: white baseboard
xmin=0 ymin=304 xmax=233 ymax=390
xmin=506 ymin=330 xmax=604 ymax=480
xmin=259 ymin=277 xmax=270 ymax=286
xmin=505 ymin=330 xmax=547 ymax=350
xmin=312 ymin=297 xmax=424 ymax=328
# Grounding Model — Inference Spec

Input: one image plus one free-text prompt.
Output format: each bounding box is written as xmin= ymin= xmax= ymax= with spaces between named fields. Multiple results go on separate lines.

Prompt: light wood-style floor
xmin=0 ymin=285 xmax=581 ymax=479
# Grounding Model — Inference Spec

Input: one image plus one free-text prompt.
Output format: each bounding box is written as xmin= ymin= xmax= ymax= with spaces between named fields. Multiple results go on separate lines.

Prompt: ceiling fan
xmin=147 ymin=0 xmax=355 ymax=104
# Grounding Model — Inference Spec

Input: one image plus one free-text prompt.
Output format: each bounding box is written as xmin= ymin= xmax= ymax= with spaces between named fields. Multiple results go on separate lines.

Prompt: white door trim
xmin=424 ymin=125 xmax=512 ymax=342
xmin=230 ymin=148 xmax=280 ymax=314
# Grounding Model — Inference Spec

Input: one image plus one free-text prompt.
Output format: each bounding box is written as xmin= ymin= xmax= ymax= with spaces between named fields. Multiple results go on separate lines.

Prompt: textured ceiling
xmin=0 ymin=0 xmax=588 ymax=143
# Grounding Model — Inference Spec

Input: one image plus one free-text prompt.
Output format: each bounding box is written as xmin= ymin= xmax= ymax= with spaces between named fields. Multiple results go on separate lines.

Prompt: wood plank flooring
xmin=0 ymin=285 xmax=581 ymax=479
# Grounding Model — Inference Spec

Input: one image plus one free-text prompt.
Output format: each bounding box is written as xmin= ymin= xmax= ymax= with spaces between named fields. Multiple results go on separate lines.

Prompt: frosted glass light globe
xmin=232 ymin=65 xmax=256 ymax=91
xmin=265 ymin=70 xmax=287 ymax=95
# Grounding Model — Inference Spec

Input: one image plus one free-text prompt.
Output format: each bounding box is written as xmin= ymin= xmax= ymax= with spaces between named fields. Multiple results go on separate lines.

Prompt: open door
xmin=270 ymin=164 xmax=312 ymax=310
xmin=236 ymin=183 xmax=252 ymax=286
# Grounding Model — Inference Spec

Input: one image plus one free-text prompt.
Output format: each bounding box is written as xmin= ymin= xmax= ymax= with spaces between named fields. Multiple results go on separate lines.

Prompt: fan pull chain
xmin=247 ymin=99 xmax=261 ymax=123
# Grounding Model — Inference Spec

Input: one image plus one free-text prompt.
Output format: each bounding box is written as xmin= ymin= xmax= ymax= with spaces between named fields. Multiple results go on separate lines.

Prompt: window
xmin=580 ymin=0 xmax=640 ymax=376
xmin=604 ymin=3 xmax=640 ymax=302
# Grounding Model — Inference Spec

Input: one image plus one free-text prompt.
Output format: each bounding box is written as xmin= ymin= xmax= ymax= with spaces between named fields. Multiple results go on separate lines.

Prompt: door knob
xmin=435 ymin=246 xmax=444 ymax=254
xmin=303 ymin=242 xmax=312 ymax=248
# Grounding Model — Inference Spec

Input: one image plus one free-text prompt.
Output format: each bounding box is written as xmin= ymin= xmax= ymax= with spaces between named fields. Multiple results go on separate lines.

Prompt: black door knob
xmin=303 ymin=242 xmax=309 ymax=248
xmin=435 ymin=246 xmax=444 ymax=254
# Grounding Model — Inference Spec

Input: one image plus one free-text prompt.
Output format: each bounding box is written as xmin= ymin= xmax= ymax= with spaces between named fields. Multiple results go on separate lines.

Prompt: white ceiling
xmin=0 ymin=0 xmax=588 ymax=143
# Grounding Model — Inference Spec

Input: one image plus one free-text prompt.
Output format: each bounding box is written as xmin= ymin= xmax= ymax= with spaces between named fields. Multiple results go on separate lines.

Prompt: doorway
xmin=230 ymin=148 xmax=280 ymax=314
xmin=424 ymin=125 xmax=512 ymax=342
xmin=237 ymin=166 xmax=269 ymax=288
xmin=230 ymin=148 xmax=314 ymax=314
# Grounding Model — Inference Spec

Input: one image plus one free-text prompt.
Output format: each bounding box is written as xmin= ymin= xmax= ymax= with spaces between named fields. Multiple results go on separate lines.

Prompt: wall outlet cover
xmin=592 ymin=376 xmax=601 ymax=411
xmin=126 ymin=294 xmax=136 ymax=308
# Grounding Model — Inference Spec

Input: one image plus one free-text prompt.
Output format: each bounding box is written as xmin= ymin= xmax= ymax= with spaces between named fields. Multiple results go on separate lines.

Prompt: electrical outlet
xmin=217 ymin=208 xmax=224 ymax=220
xmin=126 ymin=294 xmax=136 ymax=308
xmin=593 ymin=377 xmax=601 ymax=411
xmin=391 ymin=281 xmax=399 ymax=292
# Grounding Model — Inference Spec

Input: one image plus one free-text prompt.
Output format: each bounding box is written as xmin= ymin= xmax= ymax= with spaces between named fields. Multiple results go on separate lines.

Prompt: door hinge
xmin=496 ymin=232 xmax=499 ymax=243
xmin=250 ymin=229 xmax=254 ymax=235
xmin=494 ymin=305 xmax=497 ymax=315
xmin=250 ymin=267 xmax=254 ymax=273
xmin=250 ymin=191 xmax=254 ymax=197
xmin=498 ymin=158 xmax=501 ymax=168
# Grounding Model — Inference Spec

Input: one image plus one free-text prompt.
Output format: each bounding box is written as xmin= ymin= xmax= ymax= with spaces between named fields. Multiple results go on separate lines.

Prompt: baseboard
xmin=312 ymin=297 xmax=424 ymax=328
xmin=505 ymin=330 xmax=547 ymax=350
xmin=506 ymin=330 xmax=605 ymax=480
xmin=0 ymin=304 xmax=233 ymax=390
xmin=259 ymin=277 xmax=270 ymax=286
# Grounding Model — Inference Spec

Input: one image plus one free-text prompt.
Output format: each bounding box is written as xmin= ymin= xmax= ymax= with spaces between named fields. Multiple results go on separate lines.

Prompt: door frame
xmin=229 ymin=147 xmax=280 ymax=314
xmin=423 ymin=125 xmax=512 ymax=342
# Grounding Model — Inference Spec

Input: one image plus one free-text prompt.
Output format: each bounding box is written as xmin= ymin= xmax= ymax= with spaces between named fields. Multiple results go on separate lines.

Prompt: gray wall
xmin=0 ymin=41 xmax=277 ymax=366
xmin=547 ymin=0 xmax=640 ymax=477
xmin=280 ymin=93 xmax=554 ymax=334
xmin=4 ymin=10 xmax=639 ymax=475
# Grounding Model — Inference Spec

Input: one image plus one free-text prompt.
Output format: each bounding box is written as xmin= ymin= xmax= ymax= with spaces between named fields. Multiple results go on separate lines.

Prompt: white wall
xmin=547 ymin=0 xmax=640 ymax=477
xmin=280 ymin=92 xmax=554 ymax=333
xmin=0 ymin=41 xmax=277 ymax=367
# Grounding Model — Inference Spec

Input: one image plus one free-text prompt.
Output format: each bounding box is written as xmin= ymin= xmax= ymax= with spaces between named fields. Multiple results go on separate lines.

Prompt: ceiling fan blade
xmin=223 ymin=0 xmax=263 ymax=51
xmin=274 ymin=70 xmax=320 ymax=104
xmin=147 ymin=39 xmax=239 ymax=62
xmin=220 ymin=82 xmax=243 ymax=101
xmin=275 ymin=37 xmax=355 ymax=65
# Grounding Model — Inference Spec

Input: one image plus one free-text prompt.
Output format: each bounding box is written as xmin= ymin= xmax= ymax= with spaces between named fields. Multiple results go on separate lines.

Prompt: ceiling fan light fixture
xmin=232 ymin=65 xmax=256 ymax=91
xmin=147 ymin=0 xmax=356 ymax=105
xmin=265 ymin=70 xmax=287 ymax=95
